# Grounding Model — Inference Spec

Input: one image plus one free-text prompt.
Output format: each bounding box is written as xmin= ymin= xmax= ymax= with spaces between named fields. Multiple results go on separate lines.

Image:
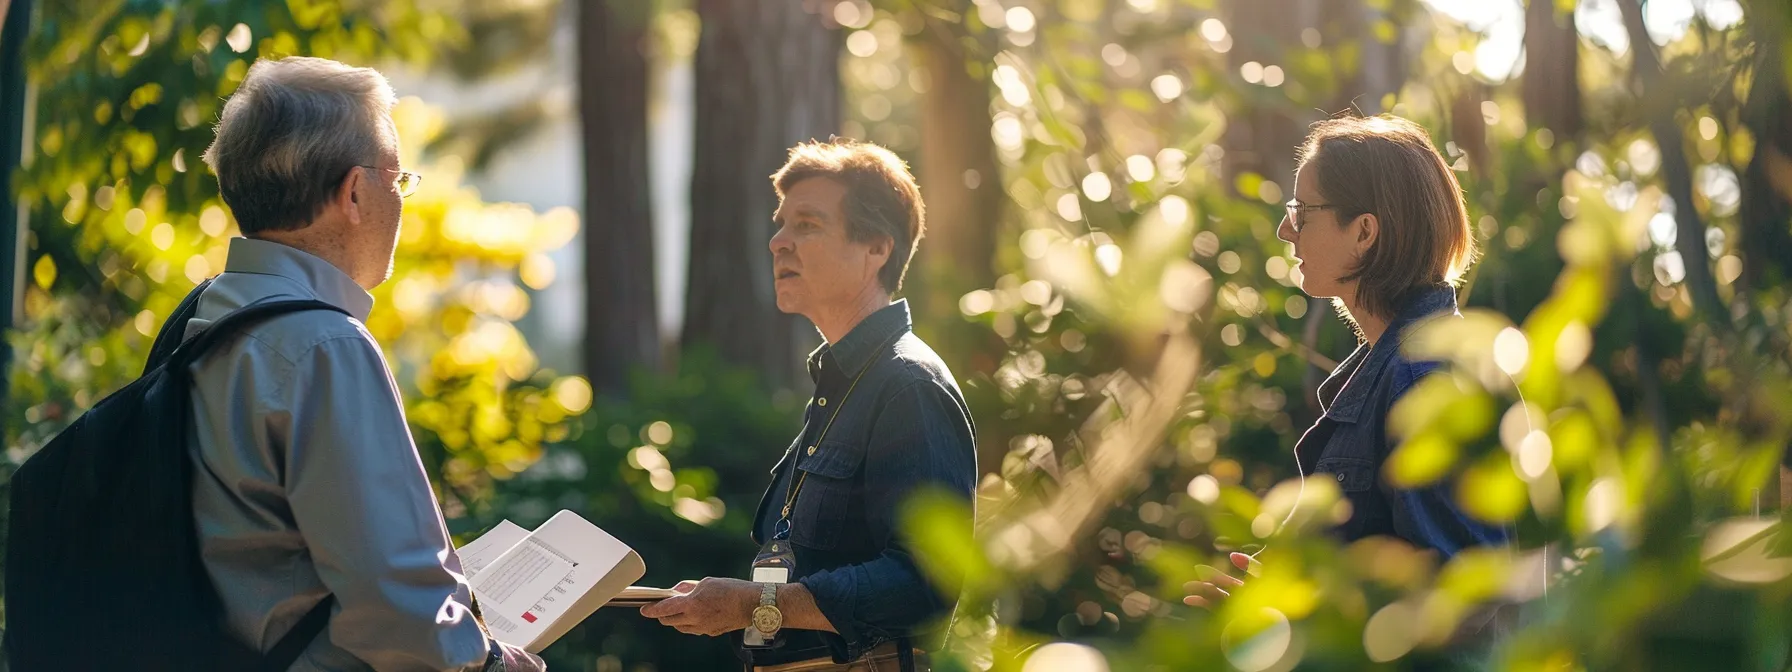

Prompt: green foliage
xmin=5 ymin=0 xmax=585 ymax=620
xmin=15 ymin=0 xmax=1792 ymax=670
xmin=859 ymin=1 xmax=1792 ymax=671
xmin=466 ymin=348 xmax=804 ymax=669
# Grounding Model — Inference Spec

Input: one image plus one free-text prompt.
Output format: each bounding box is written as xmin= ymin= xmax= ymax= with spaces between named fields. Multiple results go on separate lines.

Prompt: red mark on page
xmin=521 ymin=612 xmax=538 ymax=623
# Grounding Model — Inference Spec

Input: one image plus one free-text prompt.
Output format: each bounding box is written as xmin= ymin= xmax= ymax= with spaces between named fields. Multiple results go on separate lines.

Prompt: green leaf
xmin=899 ymin=489 xmax=989 ymax=597
xmin=1548 ymin=410 xmax=1600 ymax=474
xmin=1456 ymin=453 xmax=1527 ymax=523
xmin=1386 ymin=431 xmax=1460 ymax=488
xmin=32 ymin=255 xmax=57 ymax=290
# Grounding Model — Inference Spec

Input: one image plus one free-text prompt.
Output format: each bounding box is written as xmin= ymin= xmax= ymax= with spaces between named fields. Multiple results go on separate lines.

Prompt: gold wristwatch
xmin=751 ymin=582 xmax=783 ymax=638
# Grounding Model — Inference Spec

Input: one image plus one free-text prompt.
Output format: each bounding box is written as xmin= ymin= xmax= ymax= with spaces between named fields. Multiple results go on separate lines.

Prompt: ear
xmin=1353 ymin=212 xmax=1379 ymax=255
xmin=336 ymin=167 xmax=365 ymax=225
xmin=867 ymin=233 xmax=893 ymax=260
xmin=867 ymin=233 xmax=893 ymax=267
xmin=864 ymin=234 xmax=894 ymax=283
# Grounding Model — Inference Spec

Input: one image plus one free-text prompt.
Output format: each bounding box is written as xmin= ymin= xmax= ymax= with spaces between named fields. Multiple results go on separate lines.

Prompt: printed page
xmin=518 ymin=510 xmax=646 ymax=650
xmin=457 ymin=520 xmax=529 ymax=578
xmin=471 ymin=537 xmax=578 ymax=647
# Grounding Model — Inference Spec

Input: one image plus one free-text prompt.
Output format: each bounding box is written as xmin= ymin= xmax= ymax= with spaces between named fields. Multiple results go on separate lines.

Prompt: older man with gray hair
xmin=189 ymin=57 xmax=543 ymax=671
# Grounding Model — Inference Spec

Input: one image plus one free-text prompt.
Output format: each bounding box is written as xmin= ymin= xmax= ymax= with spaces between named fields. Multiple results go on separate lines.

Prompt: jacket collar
xmin=1320 ymin=285 xmax=1459 ymax=423
xmin=807 ymin=300 xmax=911 ymax=382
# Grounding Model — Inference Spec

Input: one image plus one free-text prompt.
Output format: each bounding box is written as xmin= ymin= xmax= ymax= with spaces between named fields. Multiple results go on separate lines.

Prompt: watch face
xmin=752 ymin=606 xmax=783 ymax=635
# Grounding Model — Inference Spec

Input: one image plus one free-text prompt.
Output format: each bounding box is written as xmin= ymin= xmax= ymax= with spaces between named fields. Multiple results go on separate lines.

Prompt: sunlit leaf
xmin=1386 ymin=431 xmax=1460 ymax=488
xmin=900 ymin=489 xmax=989 ymax=597
xmin=1435 ymin=547 xmax=1511 ymax=604
xmin=1548 ymin=410 xmax=1600 ymax=474
xmin=1346 ymin=537 xmax=1436 ymax=590
xmin=1456 ymin=453 xmax=1527 ymax=523
xmin=1702 ymin=518 xmax=1792 ymax=585
xmin=32 ymin=255 xmax=57 ymax=290
xmin=1219 ymin=607 xmax=1294 ymax=672
xmin=1363 ymin=600 xmax=1419 ymax=662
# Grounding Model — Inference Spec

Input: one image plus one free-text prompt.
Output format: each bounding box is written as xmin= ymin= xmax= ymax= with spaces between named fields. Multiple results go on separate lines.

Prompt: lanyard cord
xmin=778 ymin=331 xmax=905 ymax=525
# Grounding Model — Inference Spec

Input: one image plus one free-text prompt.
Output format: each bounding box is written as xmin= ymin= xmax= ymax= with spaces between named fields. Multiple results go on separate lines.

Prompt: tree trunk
xmin=1221 ymin=0 xmax=1316 ymax=185
xmin=1737 ymin=13 xmax=1792 ymax=293
xmin=579 ymin=0 xmax=661 ymax=398
xmin=684 ymin=0 xmax=840 ymax=389
xmin=1521 ymin=0 xmax=1582 ymax=139
xmin=1330 ymin=0 xmax=1412 ymax=114
xmin=1619 ymin=0 xmax=1724 ymax=323
xmin=909 ymin=12 xmax=1002 ymax=327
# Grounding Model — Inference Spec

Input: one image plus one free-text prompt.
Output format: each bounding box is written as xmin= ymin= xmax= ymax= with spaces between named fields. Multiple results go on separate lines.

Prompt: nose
xmin=1275 ymin=213 xmax=1296 ymax=245
xmin=769 ymin=223 xmax=792 ymax=256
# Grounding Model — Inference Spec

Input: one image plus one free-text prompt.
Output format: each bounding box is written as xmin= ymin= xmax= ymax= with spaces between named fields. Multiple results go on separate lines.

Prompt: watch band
xmin=752 ymin=582 xmax=783 ymax=637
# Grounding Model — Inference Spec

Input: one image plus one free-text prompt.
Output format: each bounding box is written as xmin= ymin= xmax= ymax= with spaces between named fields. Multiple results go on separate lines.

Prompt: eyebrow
xmin=774 ymin=204 xmax=829 ymax=223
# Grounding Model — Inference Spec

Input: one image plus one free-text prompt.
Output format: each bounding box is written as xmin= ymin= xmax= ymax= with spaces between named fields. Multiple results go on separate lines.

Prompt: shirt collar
xmin=806 ymin=300 xmax=912 ymax=383
xmin=222 ymin=237 xmax=375 ymax=321
xmin=1322 ymin=284 xmax=1459 ymax=423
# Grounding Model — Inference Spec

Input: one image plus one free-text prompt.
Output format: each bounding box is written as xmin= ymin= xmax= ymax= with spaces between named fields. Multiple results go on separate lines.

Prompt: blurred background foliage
xmin=6 ymin=0 xmax=1792 ymax=670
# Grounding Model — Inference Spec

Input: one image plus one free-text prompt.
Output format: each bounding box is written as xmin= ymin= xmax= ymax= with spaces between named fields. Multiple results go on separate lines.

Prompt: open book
xmin=456 ymin=510 xmax=676 ymax=652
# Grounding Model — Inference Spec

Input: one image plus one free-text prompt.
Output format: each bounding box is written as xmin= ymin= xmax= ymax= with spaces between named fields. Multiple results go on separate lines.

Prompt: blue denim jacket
xmin=1293 ymin=286 xmax=1507 ymax=558
xmin=747 ymin=300 xmax=978 ymax=665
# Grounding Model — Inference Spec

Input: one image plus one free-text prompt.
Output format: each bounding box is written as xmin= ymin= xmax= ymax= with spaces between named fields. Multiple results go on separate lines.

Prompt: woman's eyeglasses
xmin=1284 ymin=201 xmax=1339 ymax=233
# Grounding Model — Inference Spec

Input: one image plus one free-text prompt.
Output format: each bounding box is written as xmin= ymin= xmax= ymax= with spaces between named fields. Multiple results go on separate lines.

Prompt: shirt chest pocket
xmin=1314 ymin=456 xmax=1376 ymax=493
xmin=788 ymin=439 xmax=865 ymax=551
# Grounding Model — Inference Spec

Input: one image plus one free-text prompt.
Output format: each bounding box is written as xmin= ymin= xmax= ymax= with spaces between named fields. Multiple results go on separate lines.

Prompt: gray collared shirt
xmin=184 ymin=238 xmax=490 ymax=671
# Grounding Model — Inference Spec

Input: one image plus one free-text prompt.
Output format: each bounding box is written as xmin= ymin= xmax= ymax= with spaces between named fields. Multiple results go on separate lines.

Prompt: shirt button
xmin=1335 ymin=472 xmax=1347 ymax=482
xmin=807 ymin=445 xmax=816 ymax=456
xmin=817 ymin=397 xmax=828 ymax=407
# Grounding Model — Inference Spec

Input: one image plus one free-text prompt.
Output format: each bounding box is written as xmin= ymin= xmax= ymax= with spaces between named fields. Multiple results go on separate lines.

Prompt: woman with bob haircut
xmin=1188 ymin=114 xmax=1507 ymax=608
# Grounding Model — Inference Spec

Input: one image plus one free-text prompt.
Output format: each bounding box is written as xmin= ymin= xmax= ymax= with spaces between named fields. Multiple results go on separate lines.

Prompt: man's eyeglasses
xmin=359 ymin=165 xmax=423 ymax=198
xmin=1284 ymin=201 xmax=1340 ymax=233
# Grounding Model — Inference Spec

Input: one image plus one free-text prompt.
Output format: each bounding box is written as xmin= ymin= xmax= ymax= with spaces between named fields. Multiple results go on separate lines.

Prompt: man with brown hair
xmin=643 ymin=139 xmax=976 ymax=672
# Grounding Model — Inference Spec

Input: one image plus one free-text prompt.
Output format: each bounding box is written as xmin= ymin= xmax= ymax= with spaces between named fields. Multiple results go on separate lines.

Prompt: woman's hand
xmin=1182 ymin=552 xmax=1255 ymax=609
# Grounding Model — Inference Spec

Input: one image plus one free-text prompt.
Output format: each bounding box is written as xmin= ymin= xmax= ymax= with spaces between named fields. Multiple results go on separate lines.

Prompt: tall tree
xmin=580 ymin=0 xmax=661 ymax=397
xmin=683 ymin=0 xmax=840 ymax=389
xmin=1333 ymin=0 xmax=1413 ymax=113
xmin=1737 ymin=5 xmax=1792 ymax=292
xmin=1220 ymin=0 xmax=1314 ymax=185
xmin=1619 ymin=0 xmax=1724 ymax=321
xmin=909 ymin=3 xmax=1002 ymax=326
xmin=1522 ymin=0 xmax=1583 ymax=138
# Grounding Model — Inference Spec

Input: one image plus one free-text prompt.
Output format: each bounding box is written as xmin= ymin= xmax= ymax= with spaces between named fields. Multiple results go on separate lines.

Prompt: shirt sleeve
xmin=271 ymin=332 xmax=493 ymax=671
xmin=1381 ymin=363 xmax=1509 ymax=558
xmin=797 ymin=380 xmax=977 ymax=661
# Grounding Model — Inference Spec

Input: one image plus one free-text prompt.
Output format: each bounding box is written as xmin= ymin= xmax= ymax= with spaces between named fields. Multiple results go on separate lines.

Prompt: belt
xmin=751 ymin=642 xmax=930 ymax=672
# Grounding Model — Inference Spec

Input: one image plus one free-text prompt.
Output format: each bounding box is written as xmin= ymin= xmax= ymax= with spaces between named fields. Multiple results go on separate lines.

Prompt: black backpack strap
xmin=144 ymin=278 xmax=216 ymax=374
xmin=897 ymin=636 xmax=915 ymax=672
xmin=171 ymin=297 xmax=350 ymax=672
xmin=263 ymin=594 xmax=335 ymax=672
xmin=169 ymin=298 xmax=351 ymax=368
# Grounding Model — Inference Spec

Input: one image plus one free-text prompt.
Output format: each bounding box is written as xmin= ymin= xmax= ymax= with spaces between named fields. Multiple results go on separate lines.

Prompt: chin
xmin=773 ymin=294 xmax=802 ymax=315
xmin=1297 ymin=278 xmax=1335 ymax=300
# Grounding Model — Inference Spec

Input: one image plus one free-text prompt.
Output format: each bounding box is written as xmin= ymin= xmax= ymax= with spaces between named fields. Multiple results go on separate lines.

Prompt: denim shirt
xmin=1293 ymin=285 xmax=1507 ymax=558
xmin=747 ymin=300 xmax=978 ymax=665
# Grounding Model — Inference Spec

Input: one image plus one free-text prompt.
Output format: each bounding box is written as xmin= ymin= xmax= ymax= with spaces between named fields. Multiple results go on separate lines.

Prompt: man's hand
xmin=484 ymin=640 xmax=546 ymax=672
xmin=639 ymin=577 xmax=759 ymax=636
xmin=1182 ymin=552 xmax=1255 ymax=609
